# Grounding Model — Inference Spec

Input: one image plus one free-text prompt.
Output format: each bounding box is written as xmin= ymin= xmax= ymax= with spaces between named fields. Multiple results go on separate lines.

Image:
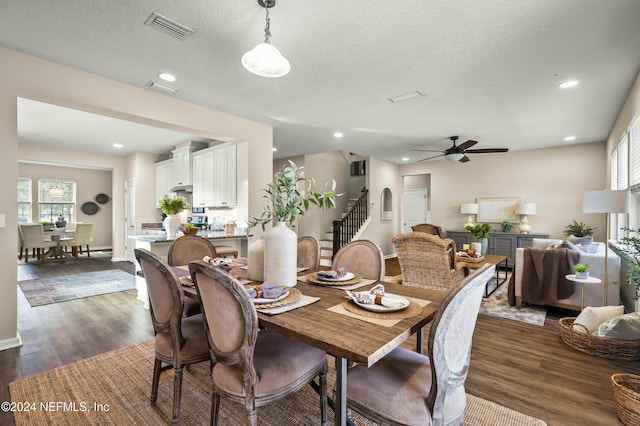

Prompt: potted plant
xmin=564 ymin=220 xmax=595 ymax=243
xmin=179 ymin=223 xmax=199 ymax=236
xmin=158 ymin=195 xmax=190 ymax=237
xmin=613 ymin=227 xmax=640 ymax=301
xmin=465 ymin=223 xmax=492 ymax=255
xmin=40 ymin=221 xmax=55 ymax=231
xmin=501 ymin=220 xmax=512 ymax=233
xmin=248 ymin=160 xmax=339 ymax=286
xmin=573 ymin=263 xmax=589 ymax=279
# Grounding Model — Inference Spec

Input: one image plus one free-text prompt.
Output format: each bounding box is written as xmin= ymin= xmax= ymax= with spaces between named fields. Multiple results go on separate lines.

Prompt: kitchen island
xmin=129 ymin=231 xmax=249 ymax=308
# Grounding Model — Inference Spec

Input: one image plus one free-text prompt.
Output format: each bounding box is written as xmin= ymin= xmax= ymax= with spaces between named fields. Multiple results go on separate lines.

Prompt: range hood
xmin=169 ymin=184 xmax=193 ymax=193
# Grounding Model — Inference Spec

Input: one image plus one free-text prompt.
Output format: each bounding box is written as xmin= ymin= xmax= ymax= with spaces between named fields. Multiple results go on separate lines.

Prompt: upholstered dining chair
xmin=346 ymin=263 xmax=495 ymax=426
xmin=68 ymin=223 xmax=93 ymax=257
xmin=167 ymin=235 xmax=218 ymax=317
xmin=19 ymin=223 xmax=57 ymax=263
xmin=189 ymin=261 xmax=329 ymax=426
xmin=297 ymin=236 xmax=321 ymax=271
xmin=134 ymin=248 xmax=211 ymax=426
xmin=332 ymin=239 xmax=385 ymax=281
xmin=393 ymin=232 xmax=469 ymax=291
xmin=411 ymin=223 xmax=443 ymax=238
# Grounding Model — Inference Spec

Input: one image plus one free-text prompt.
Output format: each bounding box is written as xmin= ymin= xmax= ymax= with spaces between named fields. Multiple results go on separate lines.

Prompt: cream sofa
xmin=514 ymin=238 xmax=621 ymax=310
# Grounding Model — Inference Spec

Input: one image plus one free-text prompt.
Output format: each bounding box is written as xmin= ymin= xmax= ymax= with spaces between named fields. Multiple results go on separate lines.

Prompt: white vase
xmin=247 ymin=236 xmax=265 ymax=281
xmin=470 ymin=242 xmax=482 ymax=255
xmin=264 ymin=221 xmax=298 ymax=287
xmin=163 ymin=214 xmax=181 ymax=237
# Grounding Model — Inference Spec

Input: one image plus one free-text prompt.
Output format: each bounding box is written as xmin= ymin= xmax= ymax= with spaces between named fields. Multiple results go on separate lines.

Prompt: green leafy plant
xmin=564 ymin=220 xmax=595 ymax=237
xmin=613 ymin=227 xmax=640 ymax=300
xmin=573 ymin=263 xmax=588 ymax=273
xmin=248 ymin=160 xmax=340 ymax=231
xmin=158 ymin=195 xmax=190 ymax=215
xmin=465 ymin=223 xmax=492 ymax=240
xmin=501 ymin=220 xmax=512 ymax=232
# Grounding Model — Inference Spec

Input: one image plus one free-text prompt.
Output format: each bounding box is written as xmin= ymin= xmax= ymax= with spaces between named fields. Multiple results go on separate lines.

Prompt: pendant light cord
xmin=263 ymin=6 xmax=272 ymax=43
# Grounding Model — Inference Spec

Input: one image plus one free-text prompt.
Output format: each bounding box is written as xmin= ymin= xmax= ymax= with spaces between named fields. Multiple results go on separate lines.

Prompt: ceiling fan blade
xmin=460 ymin=155 xmax=471 ymax=163
xmin=465 ymin=148 xmax=509 ymax=154
xmin=417 ymin=153 xmax=445 ymax=162
xmin=457 ymin=140 xmax=478 ymax=151
xmin=413 ymin=149 xmax=445 ymax=153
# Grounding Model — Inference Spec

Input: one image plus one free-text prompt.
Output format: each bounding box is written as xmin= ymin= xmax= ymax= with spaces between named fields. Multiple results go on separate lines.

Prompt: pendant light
xmin=241 ymin=0 xmax=290 ymax=78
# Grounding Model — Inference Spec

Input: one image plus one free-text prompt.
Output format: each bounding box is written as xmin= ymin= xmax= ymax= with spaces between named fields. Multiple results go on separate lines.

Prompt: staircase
xmin=319 ymin=190 xmax=369 ymax=266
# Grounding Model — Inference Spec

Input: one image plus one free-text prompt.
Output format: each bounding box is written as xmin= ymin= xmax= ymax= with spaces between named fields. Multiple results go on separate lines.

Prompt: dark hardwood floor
xmin=1 ymin=256 xmax=638 ymax=425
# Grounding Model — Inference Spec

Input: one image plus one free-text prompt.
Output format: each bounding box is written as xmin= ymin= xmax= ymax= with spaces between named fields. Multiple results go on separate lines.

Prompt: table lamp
xmin=517 ymin=202 xmax=536 ymax=234
xmin=583 ymin=190 xmax=630 ymax=306
xmin=460 ymin=203 xmax=478 ymax=228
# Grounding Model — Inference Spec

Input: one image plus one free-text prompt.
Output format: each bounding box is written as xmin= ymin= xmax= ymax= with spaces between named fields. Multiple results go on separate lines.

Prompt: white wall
xmin=0 ymin=47 xmax=273 ymax=350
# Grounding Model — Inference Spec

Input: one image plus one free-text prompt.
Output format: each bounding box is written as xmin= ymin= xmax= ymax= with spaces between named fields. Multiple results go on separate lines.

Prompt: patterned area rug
xmin=18 ymin=269 xmax=135 ymax=307
xmin=479 ymin=273 xmax=547 ymax=326
xmin=9 ymin=339 xmax=547 ymax=425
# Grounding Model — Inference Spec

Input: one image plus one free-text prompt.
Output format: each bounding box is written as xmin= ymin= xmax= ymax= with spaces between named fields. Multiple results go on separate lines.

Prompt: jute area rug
xmin=18 ymin=269 xmax=135 ymax=307
xmin=9 ymin=339 xmax=546 ymax=426
xmin=478 ymin=273 xmax=547 ymax=326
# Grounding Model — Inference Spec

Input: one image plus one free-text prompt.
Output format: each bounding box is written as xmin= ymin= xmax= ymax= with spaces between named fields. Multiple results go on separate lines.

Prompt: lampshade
xmin=460 ymin=203 xmax=478 ymax=214
xmin=445 ymin=153 xmax=464 ymax=162
xmin=242 ymin=0 xmax=290 ymax=78
xmin=582 ymin=190 xmax=630 ymax=213
xmin=517 ymin=202 xmax=536 ymax=215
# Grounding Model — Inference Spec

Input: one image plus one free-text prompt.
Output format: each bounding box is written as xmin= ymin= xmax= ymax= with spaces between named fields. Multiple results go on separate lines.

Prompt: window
xmin=18 ymin=177 xmax=32 ymax=223
xmin=38 ymin=179 xmax=76 ymax=223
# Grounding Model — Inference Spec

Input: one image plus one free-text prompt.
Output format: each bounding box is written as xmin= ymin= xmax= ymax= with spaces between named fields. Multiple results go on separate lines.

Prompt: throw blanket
xmin=521 ymin=248 xmax=580 ymax=305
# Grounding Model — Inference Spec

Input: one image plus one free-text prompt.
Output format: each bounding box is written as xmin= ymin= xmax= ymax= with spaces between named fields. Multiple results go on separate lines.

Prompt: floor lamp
xmin=582 ymin=190 xmax=630 ymax=306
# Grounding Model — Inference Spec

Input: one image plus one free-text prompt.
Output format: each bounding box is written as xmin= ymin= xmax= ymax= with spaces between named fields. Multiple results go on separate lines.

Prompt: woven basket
xmin=558 ymin=317 xmax=640 ymax=361
xmin=179 ymin=226 xmax=199 ymax=236
xmin=612 ymin=373 xmax=640 ymax=425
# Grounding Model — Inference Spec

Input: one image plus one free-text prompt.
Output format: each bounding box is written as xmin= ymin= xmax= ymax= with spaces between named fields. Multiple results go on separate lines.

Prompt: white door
xmin=404 ymin=189 xmax=429 ymax=233
xmin=125 ymin=179 xmax=136 ymax=263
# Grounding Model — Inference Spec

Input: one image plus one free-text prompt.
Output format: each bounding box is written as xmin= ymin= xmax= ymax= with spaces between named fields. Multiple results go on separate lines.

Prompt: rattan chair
xmin=189 ymin=261 xmax=329 ymax=426
xmin=297 ymin=236 xmax=321 ymax=271
xmin=332 ymin=239 xmax=385 ymax=281
xmin=411 ymin=223 xmax=443 ymax=238
xmin=345 ymin=264 xmax=495 ymax=426
xmin=134 ymin=248 xmax=211 ymax=425
xmin=393 ymin=232 xmax=469 ymax=291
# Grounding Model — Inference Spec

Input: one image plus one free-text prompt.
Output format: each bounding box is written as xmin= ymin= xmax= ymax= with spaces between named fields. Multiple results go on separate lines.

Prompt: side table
xmin=565 ymin=274 xmax=602 ymax=310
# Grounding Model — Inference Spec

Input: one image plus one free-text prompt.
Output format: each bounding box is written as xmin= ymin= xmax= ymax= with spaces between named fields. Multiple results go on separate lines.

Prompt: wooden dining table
xmin=178 ymin=266 xmax=444 ymax=426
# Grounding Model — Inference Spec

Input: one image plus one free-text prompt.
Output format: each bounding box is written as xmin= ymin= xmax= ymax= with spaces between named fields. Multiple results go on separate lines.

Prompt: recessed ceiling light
xmin=113 ymin=143 xmax=123 ymax=148
xmin=388 ymin=90 xmax=425 ymax=103
xmin=333 ymin=132 xmax=343 ymax=138
xmin=402 ymin=157 xmax=410 ymax=162
xmin=564 ymin=136 xmax=576 ymax=141
xmin=558 ymin=80 xmax=579 ymax=89
xmin=158 ymin=72 xmax=176 ymax=82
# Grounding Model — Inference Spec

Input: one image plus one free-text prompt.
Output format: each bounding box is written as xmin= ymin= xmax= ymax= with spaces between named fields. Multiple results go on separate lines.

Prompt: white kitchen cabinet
xmin=171 ymin=146 xmax=193 ymax=187
xmin=192 ymin=143 xmax=237 ymax=207
xmin=155 ymin=159 xmax=173 ymax=206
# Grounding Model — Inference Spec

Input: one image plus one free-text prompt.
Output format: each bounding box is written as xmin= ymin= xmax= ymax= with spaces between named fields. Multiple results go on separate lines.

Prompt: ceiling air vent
xmin=144 ymin=12 xmax=194 ymax=40
xmin=146 ymin=81 xmax=178 ymax=94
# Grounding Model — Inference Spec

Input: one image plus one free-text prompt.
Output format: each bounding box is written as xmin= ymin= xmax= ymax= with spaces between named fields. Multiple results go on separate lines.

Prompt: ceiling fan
xmin=415 ymin=136 xmax=508 ymax=163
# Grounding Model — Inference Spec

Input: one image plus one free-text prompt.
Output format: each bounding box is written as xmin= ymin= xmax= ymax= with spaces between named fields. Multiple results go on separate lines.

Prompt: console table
xmin=445 ymin=231 xmax=549 ymax=265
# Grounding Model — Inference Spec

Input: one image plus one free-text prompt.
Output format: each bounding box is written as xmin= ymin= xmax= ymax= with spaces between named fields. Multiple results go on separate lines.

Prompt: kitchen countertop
xmin=130 ymin=230 xmax=248 ymax=243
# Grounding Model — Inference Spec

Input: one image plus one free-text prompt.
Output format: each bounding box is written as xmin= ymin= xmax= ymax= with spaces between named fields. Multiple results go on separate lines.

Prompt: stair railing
xmin=332 ymin=189 xmax=369 ymax=255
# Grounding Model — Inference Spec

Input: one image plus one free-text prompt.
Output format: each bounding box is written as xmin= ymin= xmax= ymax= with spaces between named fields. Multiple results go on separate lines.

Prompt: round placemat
xmin=342 ymin=299 xmax=422 ymax=319
xmin=250 ymin=287 xmax=301 ymax=309
xmin=306 ymin=272 xmax=363 ymax=286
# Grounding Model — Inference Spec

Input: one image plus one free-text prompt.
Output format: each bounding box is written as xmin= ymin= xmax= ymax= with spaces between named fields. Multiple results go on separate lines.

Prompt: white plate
xmin=315 ymin=272 xmax=355 ymax=282
xmin=352 ymin=293 xmax=410 ymax=313
xmin=253 ymin=290 xmax=290 ymax=304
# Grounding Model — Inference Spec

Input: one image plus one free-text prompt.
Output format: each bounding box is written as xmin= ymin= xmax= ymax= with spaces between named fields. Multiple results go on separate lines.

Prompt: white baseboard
xmin=0 ymin=332 xmax=23 ymax=351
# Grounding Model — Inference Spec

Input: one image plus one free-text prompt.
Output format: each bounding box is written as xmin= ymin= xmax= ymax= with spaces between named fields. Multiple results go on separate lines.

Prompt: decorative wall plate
xmin=81 ymin=201 xmax=100 ymax=215
xmin=95 ymin=193 xmax=110 ymax=204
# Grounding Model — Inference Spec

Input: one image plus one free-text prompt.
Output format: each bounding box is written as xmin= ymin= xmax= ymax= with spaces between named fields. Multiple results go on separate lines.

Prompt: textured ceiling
xmin=2 ymin=0 xmax=640 ymax=163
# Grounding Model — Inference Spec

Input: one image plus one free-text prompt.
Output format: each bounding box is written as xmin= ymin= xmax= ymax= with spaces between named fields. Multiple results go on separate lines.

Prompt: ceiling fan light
xmin=242 ymin=42 xmax=290 ymax=78
xmin=445 ymin=153 xmax=464 ymax=161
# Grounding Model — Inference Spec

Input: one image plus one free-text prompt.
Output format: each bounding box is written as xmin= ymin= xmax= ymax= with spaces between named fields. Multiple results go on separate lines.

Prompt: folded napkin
xmin=247 ymin=283 xmax=289 ymax=300
xmin=346 ymin=284 xmax=406 ymax=309
xmin=315 ymin=267 xmax=348 ymax=280
xmin=203 ymin=256 xmax=232 ymax=267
